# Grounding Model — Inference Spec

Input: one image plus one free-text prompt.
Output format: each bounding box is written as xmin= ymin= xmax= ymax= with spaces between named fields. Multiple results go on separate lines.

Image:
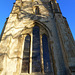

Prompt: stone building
xmin=0 ymin=0 xmax=75 ymax=75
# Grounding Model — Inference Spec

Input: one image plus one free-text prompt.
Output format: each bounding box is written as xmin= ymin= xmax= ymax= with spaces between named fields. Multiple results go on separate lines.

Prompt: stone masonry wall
xmin=0 ymin=0 xmax=75 ymax=75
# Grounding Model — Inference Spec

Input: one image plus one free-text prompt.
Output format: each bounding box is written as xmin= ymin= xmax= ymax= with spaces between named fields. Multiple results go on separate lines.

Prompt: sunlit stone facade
xmin=0 ymin=0 xmax=75 ymax=75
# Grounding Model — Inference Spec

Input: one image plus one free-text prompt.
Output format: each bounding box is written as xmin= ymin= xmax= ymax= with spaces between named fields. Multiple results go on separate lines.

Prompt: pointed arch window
xmin=42 ymin=34 xmax=51 ymax=73
xmin=21 ymin=25 xmax=53 ymax=74
xmin=22 ymin=35 xmax=30 ymax=73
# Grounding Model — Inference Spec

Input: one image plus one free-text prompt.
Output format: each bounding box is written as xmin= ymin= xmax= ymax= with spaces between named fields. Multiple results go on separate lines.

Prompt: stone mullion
xmin=40 ymin=34 xmax=44 ymax=73
xmin=29 ymin=32 xmax=33 ymax=74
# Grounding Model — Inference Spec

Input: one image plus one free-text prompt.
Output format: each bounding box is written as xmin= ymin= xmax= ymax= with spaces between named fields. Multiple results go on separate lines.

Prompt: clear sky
xmin=0 ymin=0 xmax=75 ymax=40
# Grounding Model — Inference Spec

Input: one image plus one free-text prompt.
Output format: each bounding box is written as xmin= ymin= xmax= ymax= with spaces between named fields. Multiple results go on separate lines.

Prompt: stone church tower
xmin=0 ymin=0 xmax=75 ymax=75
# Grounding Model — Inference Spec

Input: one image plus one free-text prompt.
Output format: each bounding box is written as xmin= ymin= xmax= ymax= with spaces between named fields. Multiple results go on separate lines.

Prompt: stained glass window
xmin=22 ymin=35 xmax=30 ymax=73
xmin=21 ymin=26 xmax=52 ymax=73
xmin=32 ymin=26 xmax=41 ymax=72
xmin=42 ymin=34 xmax=51 ymax=73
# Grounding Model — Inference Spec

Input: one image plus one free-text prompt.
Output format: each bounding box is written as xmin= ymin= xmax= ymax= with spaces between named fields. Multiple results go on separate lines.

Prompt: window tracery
xmin=22 ymin=25 xmax=52 ymax=74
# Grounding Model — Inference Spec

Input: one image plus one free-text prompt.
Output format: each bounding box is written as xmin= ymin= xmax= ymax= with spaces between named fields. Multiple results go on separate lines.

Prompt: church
xmin=0 ymin=0 xmax=75 ymax=75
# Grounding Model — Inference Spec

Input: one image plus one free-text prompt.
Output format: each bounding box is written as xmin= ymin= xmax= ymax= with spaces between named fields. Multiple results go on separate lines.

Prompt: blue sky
xmin=0 ymin=0 xmax=75 ymax=40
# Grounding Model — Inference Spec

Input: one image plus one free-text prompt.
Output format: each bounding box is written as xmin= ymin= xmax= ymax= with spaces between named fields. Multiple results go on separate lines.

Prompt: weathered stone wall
xmin=54 ymin=13 xmax=75 ymax=75
xmin=0 ymin=0 xmax=75 ymax=75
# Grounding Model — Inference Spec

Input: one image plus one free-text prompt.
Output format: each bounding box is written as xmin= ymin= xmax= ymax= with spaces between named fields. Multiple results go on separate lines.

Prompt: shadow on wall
xmin=17 ymin=0 xmax=52 ymax=21
xmin=1 ymin=0 xmax=53 ymax=41
xmin=0 ymin=0 xmax=71 ymax=75
xmin=0 ymin=0 xmax=53 ymax=41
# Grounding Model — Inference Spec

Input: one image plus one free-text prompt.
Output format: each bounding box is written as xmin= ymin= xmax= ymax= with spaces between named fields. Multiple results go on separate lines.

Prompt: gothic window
xmin=42 ymin=34 xmax=51 ymax=73
xmin=32 ymin=26 xmax=41 ymax=72
xmin=22 ymin=25 xmax=52 ymax=74
xmin=22 ymin=35 xmax=30 ymax=73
